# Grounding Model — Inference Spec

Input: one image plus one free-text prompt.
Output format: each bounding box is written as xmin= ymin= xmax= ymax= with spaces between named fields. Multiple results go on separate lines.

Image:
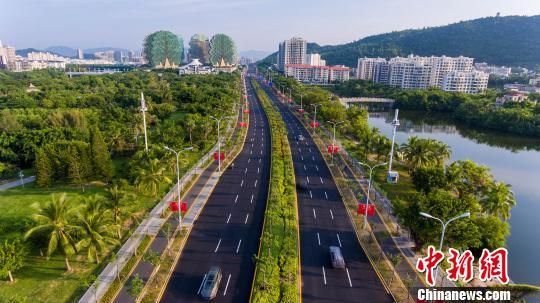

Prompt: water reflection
xmin=368 ymin=110 xmax=540 ymax=287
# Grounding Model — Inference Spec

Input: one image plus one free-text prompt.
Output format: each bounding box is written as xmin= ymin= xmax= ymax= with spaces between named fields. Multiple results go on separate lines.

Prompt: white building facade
xmin=285 ymin=64 xmax=350 ymax=83
xmin=278 ymin=37 xmax=307 ymax=71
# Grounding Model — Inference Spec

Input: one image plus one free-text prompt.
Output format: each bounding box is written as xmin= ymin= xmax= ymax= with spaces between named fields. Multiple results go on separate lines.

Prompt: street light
xmin=358 ymin=161 xmax=387 ymax=228
xmin=287 ymin=87 xmax=292 ymax=104
xmin=164 ymin=146 xmax=193 ymax=224
xmin=311 ymin=103 xmax=321 ymax=134
xmin=210 ymin=116 xmax=230 ymax=172
xmin=327 ymin=120 xmax=345 ymax=164
xmin=419 ymin=211 xmax=470 ymax=286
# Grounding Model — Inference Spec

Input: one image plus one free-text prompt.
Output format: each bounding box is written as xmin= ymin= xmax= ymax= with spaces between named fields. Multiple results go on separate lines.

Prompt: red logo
xmin=416 ymin=245 xmax=445 ymax=287
xmin=479 ymin=248 xmax=509 ymax=284
xmin=446 ymin=248 xmax=474 ymax=283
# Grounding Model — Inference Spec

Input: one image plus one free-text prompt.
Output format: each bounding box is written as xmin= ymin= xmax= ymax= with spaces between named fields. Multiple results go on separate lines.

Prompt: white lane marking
xmin=235 ymin=194 xmax=239 ymax=203
xmin=236 ymin=239 xmax=242 ymax=254
xmin=312 ymin=156 xmax=315 ymax=161
xmin=260 ymin=150 xmax=263 ymax=155
xmin=241 ymin=180 xmax=244 ymax=187
xmin=223 ymin=274 xmax=232 ymax=295
xmin=298 ymin=148 xmax=301 ymax=153
xmin=226 ymin=213 xmax=231 ymax=223
xmin=251 ymin=143 xmax=254 ymax=148
xmin=313 ymin=208 xmax=317 ymax=219
xmin=245 ymin=167 xmax=248 ymax=174
xmin=324 ymin=191 xmax=328 ymax=200
xmin=316 ymin=165 xmax=319 ymax=171
xmin=254 ymin=180 xmax=258 ymax=187
xmin=307 ymin=176 xmax=310 ymax=184
xmin=330 ymin=209 xmax=334 ymax=220
xmin=250 ymin=194 xmax=254 ymax=204
xmin=337 ymin=233 xmax=342 ymax=248
xmin=303 ymin=165 xmax=307 ymax=171
xmin=250 ymin=150 xmax=253 ymax=154
xmin=309 ymin=190 xmax=313 ymax=199
xmin=214 ymin=238 xmax=222 ymax=253
xmin=320 ymin=177 xmax=324 ymax=184
xmin=322 ymin=267 xmax=327 ymax=285
xmin=244 ymin=213 xmax=249 ymax=224
xmin=248 ymin=158 xmax=251 ymax=163
xmin=259 ymin=158 xmax=262 ymax=163
xmin=346 ymin=268 xmax=353 ymax=287
xmin=317 ymin=232 xmax=321 ymax=246
xmin=197 ymin=274 xmax=207 ymax=294
xmin=257 ymin=167 xmax=260 ymax=174
xmin=309 ymin=148 xmax=312 ymax=153
xmin=301 ymin=156 xmax=304 ymax=161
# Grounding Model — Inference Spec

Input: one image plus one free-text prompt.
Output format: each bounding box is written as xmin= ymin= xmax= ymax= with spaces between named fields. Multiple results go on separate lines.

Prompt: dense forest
xmin=332 ymin=80 xmax=540 ymax=137
xmin=263 ymin=15 xmax=540 ymax=69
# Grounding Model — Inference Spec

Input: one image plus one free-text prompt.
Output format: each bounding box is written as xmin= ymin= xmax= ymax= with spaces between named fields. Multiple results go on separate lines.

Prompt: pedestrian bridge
xmin=339 ymin=97 xmax=395 ymax=111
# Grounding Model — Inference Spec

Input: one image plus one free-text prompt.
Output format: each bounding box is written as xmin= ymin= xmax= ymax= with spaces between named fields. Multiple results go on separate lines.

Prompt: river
xmin=368 ymin=110 xmax=540 ymax=287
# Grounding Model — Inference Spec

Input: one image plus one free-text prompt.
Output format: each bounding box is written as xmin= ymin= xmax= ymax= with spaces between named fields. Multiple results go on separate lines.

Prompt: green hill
xmin=263 ymin=15 xmax=540 ymax=69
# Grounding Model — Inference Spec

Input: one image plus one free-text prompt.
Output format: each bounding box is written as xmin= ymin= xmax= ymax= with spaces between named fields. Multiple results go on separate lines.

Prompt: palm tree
xmin=399 ymin=136 xmax=451 ymax=171
xmin=75 ymin=205 xmax=119 ymax=263
xmin=104 ymin=185 xmax=132 ymax=238
xmin=184 ymin=114 xmax=197 ymax=147
xmin=135 ymin=158 xmax=171 ymax=197
xmin=481 ymin=182 xmax=516 ymax=221
xmin=24 ymin=193 xmax=80 ymax=271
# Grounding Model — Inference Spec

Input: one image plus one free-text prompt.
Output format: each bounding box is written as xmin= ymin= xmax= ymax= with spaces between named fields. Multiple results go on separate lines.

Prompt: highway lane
xmin=259 ymin=80 xmax=393 ymax=303
xmin=160 ymin=78 xmax=271 ymax=303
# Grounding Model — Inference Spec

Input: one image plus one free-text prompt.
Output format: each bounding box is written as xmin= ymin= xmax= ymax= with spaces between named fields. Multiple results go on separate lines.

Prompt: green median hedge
xmin=251 ymin=80 xmax=299 ymax=303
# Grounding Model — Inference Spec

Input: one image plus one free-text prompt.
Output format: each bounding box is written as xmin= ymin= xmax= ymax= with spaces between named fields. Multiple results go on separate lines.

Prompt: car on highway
xmin=200 ymin=266 xmax=222 ymax=300
xmin=298 ymin=134 xmax=305 ymax=141
xmin=329 ymin=246 xmax=345 ymax=269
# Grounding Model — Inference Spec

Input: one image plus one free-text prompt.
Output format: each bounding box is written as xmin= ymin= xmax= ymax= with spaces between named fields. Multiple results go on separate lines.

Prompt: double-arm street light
xmin=210 ymin=116 xmax=230 ymax=172
xmin=327 ymin=120 xmax=345 ymax=164
xmin=358 ymin=161 xmax=387 ymax=228
xmin=419 ymin=211 xmax=470 ymax=286
xmin=311 ymin=103 xmax=321 ymax=134
xmin=164 ymin=146 xmax=193 ymax=223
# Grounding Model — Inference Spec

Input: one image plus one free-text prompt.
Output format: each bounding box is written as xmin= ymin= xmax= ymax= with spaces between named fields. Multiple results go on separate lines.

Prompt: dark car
xmin=329 ymin=246 xmax=345 ymax=269
xmin=200 ymin=266 xmax=222 ymax=300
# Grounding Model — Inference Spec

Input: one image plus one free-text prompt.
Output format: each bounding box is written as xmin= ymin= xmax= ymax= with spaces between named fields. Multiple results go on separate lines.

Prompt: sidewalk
xmin=0 ymin=176 xmax=35 ymax=190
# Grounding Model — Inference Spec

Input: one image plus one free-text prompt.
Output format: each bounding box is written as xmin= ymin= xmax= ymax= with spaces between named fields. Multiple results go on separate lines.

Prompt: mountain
xmin=45 ymin=46 xmax=78 ymax=57
xmin=263 ymin=15 xmax=540 ymax=68
xmin=239 ymin=50 xmax=271 ymax=60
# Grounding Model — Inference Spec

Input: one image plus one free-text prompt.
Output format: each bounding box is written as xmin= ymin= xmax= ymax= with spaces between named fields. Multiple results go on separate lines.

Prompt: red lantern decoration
xmin=214 ymin=152 xmax=225 ymax=160
xmin=180 ymin=202 xmax=188 ymax=213
xmin=357 ymin=204 xmax=375 ymax=216
xmin=310 ymin=121 xmax=320 ymax=128
xmin=169 ymin=201 xmax=179 ymax=212
xmin=298 ymin=108 xmax=305 ymax=113
xmin=243 ymin=95 xmax=248 ymax=100
xmin=243 ymin=109 xmax=250 ymax=114
xmin=239 ymin=121 xmax=247 ymax=128
xmin=288 ymin=98 xmax=292 ymax=103
xmin=327 ymin=145 xmax=340 ymax=154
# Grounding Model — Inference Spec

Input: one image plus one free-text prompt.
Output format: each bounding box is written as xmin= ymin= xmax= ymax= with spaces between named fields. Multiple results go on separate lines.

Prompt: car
xmin=200 ymin=266 xmax=222 ymax=300
xmin=329 ymin=246 xmax=345 ymax=269
xmin=298 ymin=134 xmax=305 ymax=141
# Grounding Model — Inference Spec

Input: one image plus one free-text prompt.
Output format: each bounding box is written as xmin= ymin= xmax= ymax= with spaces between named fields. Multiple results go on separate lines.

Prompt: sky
xmin=1 ymin=0 xmax=539 ymax=52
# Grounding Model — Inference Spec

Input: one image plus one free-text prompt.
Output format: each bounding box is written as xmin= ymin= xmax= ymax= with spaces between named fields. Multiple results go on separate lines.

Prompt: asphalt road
xmin=259 ymin=80 xmax=393 ymax=303
xmin=160 ymin=79 xmax=271 ymax=303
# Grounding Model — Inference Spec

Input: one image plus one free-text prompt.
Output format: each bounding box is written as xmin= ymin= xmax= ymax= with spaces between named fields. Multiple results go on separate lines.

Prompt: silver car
xmin=200 ymin=266 xmax=222 ymax=300
xmin=329 ymin=246 xmax=345 ymax=269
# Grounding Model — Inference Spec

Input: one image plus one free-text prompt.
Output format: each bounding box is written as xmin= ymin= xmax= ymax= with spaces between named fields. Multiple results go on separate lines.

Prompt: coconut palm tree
xmin=481 ymin=182 xmax=516 ymax=221
xmin=184 ymin=114 xmax=198 ymax=147
xmin=75 ymin=204 xmax=119 ymax=263
xmin=400 ymin=136 xmax=451 ymax=171
xmin=24 ymin=193 xmax=80 ymax=271
xmin=135 ymin=158 xmax=171 ymax=197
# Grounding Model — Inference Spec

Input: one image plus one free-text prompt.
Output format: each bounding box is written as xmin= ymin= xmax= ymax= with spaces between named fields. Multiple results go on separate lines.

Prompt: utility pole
xmin=140 ymin=92 xmax=149 ymax=153
xmin=388 ymin=109 xmax=400 ymax=173
xmin=164 ymin=146 xmax=193 ymax=224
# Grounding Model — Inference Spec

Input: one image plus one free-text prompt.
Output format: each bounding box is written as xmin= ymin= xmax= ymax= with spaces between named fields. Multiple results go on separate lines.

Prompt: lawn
xmin=0 ymin=149 xmax=205 ymax=302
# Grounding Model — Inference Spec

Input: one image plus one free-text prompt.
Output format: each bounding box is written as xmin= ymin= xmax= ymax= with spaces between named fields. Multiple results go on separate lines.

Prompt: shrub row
xmin=250 ymin=80 xmax=299 ymax=303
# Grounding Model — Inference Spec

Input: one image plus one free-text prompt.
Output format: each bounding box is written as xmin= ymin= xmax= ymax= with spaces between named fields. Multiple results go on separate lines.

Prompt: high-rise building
xmin=441 ymin=71 xmax=490 ymax=94
xmin=356 ymin=57 xmax=387 ymax=80
xmin=113 ymin=50 xmax=124 ymax=63
xmin=278 ymin=37 xmax=307 ymax=71
xmin=0 ymin=41 xmax=17 ymax=70
xmin=188 ymin=34 xmax=211 ymax=65
xmin=285 ymin=64 xmax=350 ymax=83
xmin=305 ymin=53 xmax=326 ymax=66
xmin=77 ymin=48 xmax=84 ymax=59
xmin=357 ymin=55 xmax=486 ymax=93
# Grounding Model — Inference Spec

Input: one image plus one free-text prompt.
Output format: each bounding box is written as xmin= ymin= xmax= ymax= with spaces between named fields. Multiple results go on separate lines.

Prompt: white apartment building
xmin=285 ymin=64 xmax=350 ymax=83
xmin=357 ymin=54 xmax=487 ymax=93
xmin=356 ymin=57 xmax=387 ymax=80
xmin=305 ymin=53 xmax=326 ymax=66
xmin=278 ymin=37 xmax=307 ymax=71
xmin=474 ymin=62 xmax=512 ymax=78
xmin=441 ymin=70 xmax=489 ymax=94
xmin=0 ymin=41 xmax=17 ymax=70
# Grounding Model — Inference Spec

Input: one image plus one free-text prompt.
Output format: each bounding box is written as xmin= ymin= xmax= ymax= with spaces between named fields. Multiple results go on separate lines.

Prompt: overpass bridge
xmin=339 ymin=97 xmax=395 ymax=111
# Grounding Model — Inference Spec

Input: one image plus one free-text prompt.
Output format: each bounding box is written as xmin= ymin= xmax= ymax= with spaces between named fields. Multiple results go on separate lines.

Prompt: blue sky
xmin=1 ymin=0 xmax=539 ymax=52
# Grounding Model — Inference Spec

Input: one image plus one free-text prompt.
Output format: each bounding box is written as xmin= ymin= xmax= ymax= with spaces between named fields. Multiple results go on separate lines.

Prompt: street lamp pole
xmin=164 ymin=146 xmax=193 ymax=224
xmin=210 ymin=116 xmax=229 ymax=172
xmin=311 ymin=103 xmax=321 ymax=135
xmin=140 ymin=92 xmax=149 ymax=153
xmin=327 ymin=120 xmax=345 ymax=164
xmin=419 ymin=211 xmax=471 ymax=286
xmin=358 ymin=161 xmax=387 ymax=228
